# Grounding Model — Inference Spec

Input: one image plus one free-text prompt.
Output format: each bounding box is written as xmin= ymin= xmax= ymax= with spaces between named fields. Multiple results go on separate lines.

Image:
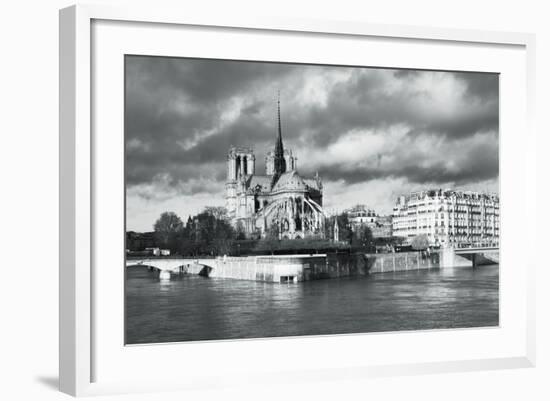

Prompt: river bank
xmin=128 ymin=250 xmax=499 ymax=283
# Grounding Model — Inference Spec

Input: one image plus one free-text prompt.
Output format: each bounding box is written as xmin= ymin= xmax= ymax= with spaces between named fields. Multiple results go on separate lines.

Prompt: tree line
xmin=127 ymin=207 xmax=390 ymax=257
xmin=150 ymin=207 xmax=235 ymax=257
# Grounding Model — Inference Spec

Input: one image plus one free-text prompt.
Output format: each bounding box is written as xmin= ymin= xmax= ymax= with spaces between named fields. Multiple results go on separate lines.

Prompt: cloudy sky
xmin=125 ymin=56 xmax=499 ymax=232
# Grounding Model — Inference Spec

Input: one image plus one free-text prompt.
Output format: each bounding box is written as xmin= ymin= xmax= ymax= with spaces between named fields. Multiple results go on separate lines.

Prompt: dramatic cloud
xmin=125 ymin=56 xmax=499 ymax=231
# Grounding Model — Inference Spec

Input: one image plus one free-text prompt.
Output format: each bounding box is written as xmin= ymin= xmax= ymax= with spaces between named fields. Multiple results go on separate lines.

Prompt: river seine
xmin=125 ymin=265 xmax=498 ymax=344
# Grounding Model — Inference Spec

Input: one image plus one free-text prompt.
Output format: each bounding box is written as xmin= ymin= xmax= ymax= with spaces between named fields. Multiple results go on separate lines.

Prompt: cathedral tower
xmin=225 ymin=146 xmax=255 ymax=218
xmin=227 ymin=146 xmax=255 ymax=181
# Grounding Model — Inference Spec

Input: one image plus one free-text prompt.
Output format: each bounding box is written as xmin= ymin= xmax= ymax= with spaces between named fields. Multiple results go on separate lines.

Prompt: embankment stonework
xmin=366 ymin=251 xmax=439 ymax=273
xmin=207 ymin=251 xmax=438 ymax=283
xmin=131 ymin=248 xmax=497 ymax=283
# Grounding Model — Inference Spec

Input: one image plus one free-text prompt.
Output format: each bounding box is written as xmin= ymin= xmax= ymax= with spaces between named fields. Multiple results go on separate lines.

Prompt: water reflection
xmin=125 ymin=265 xmax=499 ymax=344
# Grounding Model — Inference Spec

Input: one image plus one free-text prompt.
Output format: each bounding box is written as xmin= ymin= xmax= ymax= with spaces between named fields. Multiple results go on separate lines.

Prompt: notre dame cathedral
xmin=224 ymin=94 xmax=325 ymax=239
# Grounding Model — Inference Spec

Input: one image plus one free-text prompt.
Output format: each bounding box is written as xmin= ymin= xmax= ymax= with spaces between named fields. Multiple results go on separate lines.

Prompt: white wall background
xmin=0 ymin=0 xmax=547 ymax=400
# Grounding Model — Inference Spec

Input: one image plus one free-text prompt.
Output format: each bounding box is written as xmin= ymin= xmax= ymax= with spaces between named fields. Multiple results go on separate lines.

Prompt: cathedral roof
xmin=272 ymin=170 xmax=309 ymax=193
xmin=247 ymin=175 xmax=272 ymax=193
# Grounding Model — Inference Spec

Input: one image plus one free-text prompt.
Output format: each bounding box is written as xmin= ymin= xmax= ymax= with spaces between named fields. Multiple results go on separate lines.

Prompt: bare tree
xmin=153 ymin=212 xmax=184 ymax=247
xmin=203 ymin=206 xmax=228 ymax=221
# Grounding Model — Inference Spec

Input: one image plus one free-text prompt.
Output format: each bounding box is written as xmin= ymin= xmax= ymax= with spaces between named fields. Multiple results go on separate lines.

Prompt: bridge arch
xmin=125 ymin=258 xmax=218 ymax=277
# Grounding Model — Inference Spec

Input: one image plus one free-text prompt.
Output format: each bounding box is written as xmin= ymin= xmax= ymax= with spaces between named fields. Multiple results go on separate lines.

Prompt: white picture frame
xmin=59 ymin=4 xmax=536 ymax=397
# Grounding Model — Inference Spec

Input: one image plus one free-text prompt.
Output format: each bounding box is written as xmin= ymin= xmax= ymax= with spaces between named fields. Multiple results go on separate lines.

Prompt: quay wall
xmin=132 ymin=249 xmax=496 ymax=282
xmin=209 ymin=255 xmax=329 ymax=283
xmin=366 ymin=251 xmax=439 ymax=273
xmin=206 ymin=251 xmax=438 ymax=282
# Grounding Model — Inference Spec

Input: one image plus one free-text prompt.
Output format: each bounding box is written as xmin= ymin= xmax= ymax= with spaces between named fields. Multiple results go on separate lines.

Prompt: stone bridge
xmin=440 ymin=246 xmax=499 ymax=268
xmin=126 ymin=258 xmax=218 ymax=279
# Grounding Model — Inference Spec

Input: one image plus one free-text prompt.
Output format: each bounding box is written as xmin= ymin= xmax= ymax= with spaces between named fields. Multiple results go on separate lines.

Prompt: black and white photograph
xmin=124 ymin=55 xmax=499 ymax=344
xmin=3 ymin=0 xmax=548 ymax=398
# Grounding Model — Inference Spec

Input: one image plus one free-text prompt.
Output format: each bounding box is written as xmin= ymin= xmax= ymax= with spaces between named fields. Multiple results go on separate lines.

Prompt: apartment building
xmin=392 ymin=189 xmax=499 ymax=247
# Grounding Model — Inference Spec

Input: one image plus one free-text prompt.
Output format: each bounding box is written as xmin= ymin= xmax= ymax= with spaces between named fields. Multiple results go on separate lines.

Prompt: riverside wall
xmin=367 ymin=251 xmax=440 ymax=273
xmin=209 ymin=255 xmax=330 ymax=283
xmin=132 ymin=248 xmax=497 ymax=283
xmin=204 ymin=251 xmax=439 ymax=283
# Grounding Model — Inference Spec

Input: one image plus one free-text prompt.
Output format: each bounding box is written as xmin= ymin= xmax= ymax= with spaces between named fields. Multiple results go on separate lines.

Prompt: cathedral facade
xmin=224 ymin=96 xmax=325 ymax=239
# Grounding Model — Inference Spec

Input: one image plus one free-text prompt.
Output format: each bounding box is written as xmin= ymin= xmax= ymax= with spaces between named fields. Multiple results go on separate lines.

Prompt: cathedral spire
xmin=277 ymin=90 xmax=282 ymax=143
xmin=273 ymin=90 xmax=286 ymax=184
